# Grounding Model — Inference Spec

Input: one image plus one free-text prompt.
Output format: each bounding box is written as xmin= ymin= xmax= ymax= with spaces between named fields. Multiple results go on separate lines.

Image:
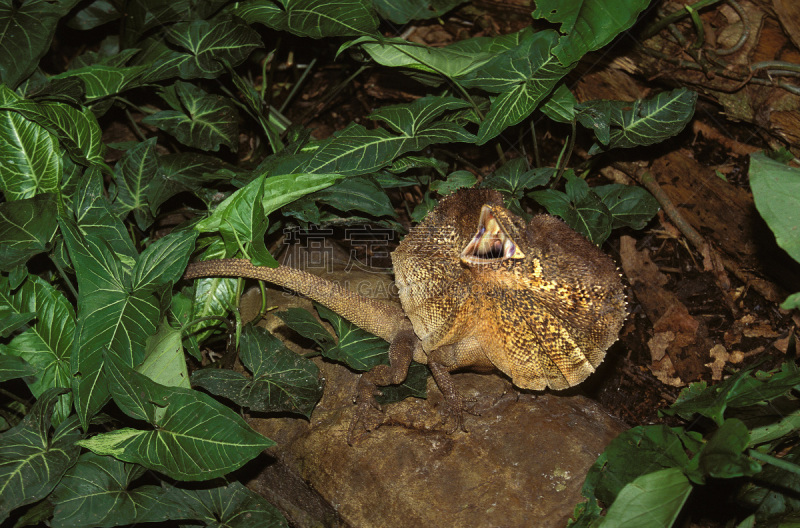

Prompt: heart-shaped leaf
xmin=77 ymin=354 xmax=274 ymax=481
xmin=191 ymin=324 xmax=323 ymax=416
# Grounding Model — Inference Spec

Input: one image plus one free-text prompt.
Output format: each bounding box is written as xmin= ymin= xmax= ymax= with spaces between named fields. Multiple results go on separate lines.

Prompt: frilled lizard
xmin=184 ymin=189 xmax=626 ymax=438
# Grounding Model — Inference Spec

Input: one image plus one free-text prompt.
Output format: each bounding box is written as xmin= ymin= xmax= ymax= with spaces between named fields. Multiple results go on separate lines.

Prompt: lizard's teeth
xmin=504 ymin=238 xmax=516 ymax=257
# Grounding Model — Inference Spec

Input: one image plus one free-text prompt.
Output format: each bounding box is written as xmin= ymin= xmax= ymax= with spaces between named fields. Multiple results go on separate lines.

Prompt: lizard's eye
xmin=460 ymin=205 xmax=525 ymax=265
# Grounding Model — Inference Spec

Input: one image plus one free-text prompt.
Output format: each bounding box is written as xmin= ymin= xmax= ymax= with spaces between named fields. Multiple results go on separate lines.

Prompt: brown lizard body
xmin=184 ymin=189 xmax=626 ymax=439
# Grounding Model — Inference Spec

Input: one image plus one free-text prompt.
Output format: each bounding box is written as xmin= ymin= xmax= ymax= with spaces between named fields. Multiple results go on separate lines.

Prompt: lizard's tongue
xmin=460 ymin=206 xmax=524 ymax=265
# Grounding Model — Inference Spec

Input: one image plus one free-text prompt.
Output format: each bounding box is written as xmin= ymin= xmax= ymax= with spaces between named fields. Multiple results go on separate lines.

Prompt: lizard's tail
xmin=184 ymin=259 xmax=407 ymax=342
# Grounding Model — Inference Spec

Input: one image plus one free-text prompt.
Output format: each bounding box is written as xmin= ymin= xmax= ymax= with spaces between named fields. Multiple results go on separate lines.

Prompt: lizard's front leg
xmin=347 ymin=327 xmax=416 ymax=444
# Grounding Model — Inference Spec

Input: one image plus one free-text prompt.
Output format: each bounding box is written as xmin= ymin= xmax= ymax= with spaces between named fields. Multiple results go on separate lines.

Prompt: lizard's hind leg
xmin=428 ymin=361 xmax=480 ymax=434
xmin=347 ymin=328 xmax=416 ymax=444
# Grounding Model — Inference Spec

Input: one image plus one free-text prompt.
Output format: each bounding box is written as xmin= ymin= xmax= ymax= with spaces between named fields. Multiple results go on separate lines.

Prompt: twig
xmin=619 ymin=165 xmax=735 ymax=309
xmin=641 ymin=0 xmax=723 ymax=40
xmin=637 ymin=170 xmax=706 ymax=251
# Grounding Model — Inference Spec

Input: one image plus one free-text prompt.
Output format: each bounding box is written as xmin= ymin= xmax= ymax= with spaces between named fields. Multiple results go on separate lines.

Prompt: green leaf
xmin=186 ymin=272 xmax=239 ymax=350
xmin=275 ymin=304 xmax=390 ymax=372
xmin=749 ymin=151 xmax=800 ymax=263
xmin=689 ymin=419 xmax=760 ymax=481
xmin=0 ymin=354 xmax=36 ymax=382
xmin=66 ymin=0 xmax=122 ymax=30
xmin=461 ymin=30 xmax=571 ymax=144
xmin=482 ymin=159 xmax=554 ymax=199
xmin=0 ymin=389 xmax=82 ymax=524
xmin=303 ymin=120 xmax=475 ymax=176
xmin=665 ymin=363 xmax=800 ymax=425
xmin=195 ymin=173 xmax=276 ymax=264
xmin=138 ymin=321 xmax=190 ymax=389
xmin=782 ymin=292 xmax=800 ymax=310
xmin=0 ymin=0 xmax=80 ymax=88
xmin=0 ymin=193 xmax=59 ymax=270
xmin=532 ymin=0 xmax=652 ymax=66
xmin=531 ymin=174 xmax=613 ymax=244
xmin=142 ymin=81 xmax=238 ymax=152
xmin=0 ymin=308 xmax=35 ymax=339
xmin=0 ymin=103 xmax=62 ymax=201
xmin=600 ymin=468 xmax=692 ymax=528
xmin=274 ymin=307 xmax=337 ymax=351
xmin=430 ymin=170 xmax=477 ymax=196
xmin=285 ymin=175 xmax=395 ymax=222
xmin=739 ymin=444 xmax=800 ymax=521
xmin=578 ymin=88 xmax=698 ymax=153
xmin=748 ymin=405 xmax=800 ymax=446
xmin=112 ymin=137 xmax=160 ymax=231
xmin=369 ymin=95 xmax=471 ymax=135
xmin=541 ymin=82 xmax=577 ymax=123
xmin=564 ymin=175 xmax=612 ymax=243
xmin=161 ymin=481 xmax=286 ymax=527
xmin=50 ymin=63 xmax=149 ymax=101
xmin=191 ymin=324 xmax=323 ymax=417
xmin=316 ymin=304 xmax=390 ymax=371
xmin=529 ymin=188 xmax=571 ymax=217
xmin=581 ymin=425 xmax=694 ymax=507
xmin=39 ymin=103 xmax=106 ymax=168
xmin=350 ymin=34 xmax=496 ymax=80
xmin=273 ymin=305 xmax=421 ymax=402
xmin=374 ymin=361 xmax=428 ymax=405
xmin=78 ymin=354 xmax=274 ymax=481
xmin=61 ymin=213 xmax=153 ymax=425
xmin=593 ymin=184 xmax=660 ymax=230
xmin=71 ymin=170 xmax=137 ymax=265
xmin=385 ymin=155 xmax=448 ymax=176
xmin=0 ymin=275 xmax=75 ymax=425
xmin=372 ymin=0 xmax=465 ymax=23
xmin=119 ymin=0 xmax=231 ymax=46
xmin=155 ymin=152 xmax=240 ymax=211
xmin=165 ymin=18 xmax=262 ymax=79
xmin=196 ymin=172 xmax=347 ymax=238
xmin=62 ymin=211 xmax=196 ymax=427
xmin=51 ymin=452 xmax=173 ymax=528
xmin=410 ymin=191 xmax=437 ymax=222
xmin=0 ymin=86 xmax=106 ymax=169
xmin=234 ymin=0 xmax=379 ymax=38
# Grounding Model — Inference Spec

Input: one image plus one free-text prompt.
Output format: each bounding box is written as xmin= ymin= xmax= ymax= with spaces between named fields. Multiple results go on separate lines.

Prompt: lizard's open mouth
xmin=460 ymin=205 xmax=525 ymax=265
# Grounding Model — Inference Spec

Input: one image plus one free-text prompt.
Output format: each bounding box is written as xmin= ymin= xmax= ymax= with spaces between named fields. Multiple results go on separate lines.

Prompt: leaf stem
xmin=124 ymin=108 xmax=147 ymax=142
xmin=0 ymin=387 xmax=33 ymax=411
xmin=184 ymin=315 xmax=234 ymax=332
xmin=685 ymin=6 xmax=705 ymax=49
xmin=300 ymin=65 xmax=367 ymax=126
xmin=495 ymin=143 xmax=507 ymax=165
xmin=384 ymin=40 xmax=484 ymax=120
xmin=641 ymin=0 xmax=723 ymax=39
xmin=553 ymin=120 xmax=576 ymax=183
xmin=530 ymin=120 xmax=541 ymax=168
xmin=748 ymin=449 xmax=800 ymax=476
xmin=50 ymin=254 xmax=79 ymax=301
xmin=280 ymin=58 xmax=317 ymax=114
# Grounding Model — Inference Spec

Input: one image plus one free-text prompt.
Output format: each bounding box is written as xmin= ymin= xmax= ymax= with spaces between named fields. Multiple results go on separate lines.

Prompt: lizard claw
xmin=347 ymin=379 xmax=385 ymax=445
xmin=436 ymin=393 xmax=480 ymax=434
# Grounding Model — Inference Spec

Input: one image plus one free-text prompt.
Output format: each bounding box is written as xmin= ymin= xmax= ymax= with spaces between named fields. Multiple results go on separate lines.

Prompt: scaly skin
xmin=184 ymin=188 xmax=627 ymax=441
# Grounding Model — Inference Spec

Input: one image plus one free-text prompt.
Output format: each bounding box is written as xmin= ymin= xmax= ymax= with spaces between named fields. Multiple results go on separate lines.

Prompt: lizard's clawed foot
xmin=436 ymin=392 xmax=480 ymax=434
xmin=346 ymin=380 xmax=385 ymax=445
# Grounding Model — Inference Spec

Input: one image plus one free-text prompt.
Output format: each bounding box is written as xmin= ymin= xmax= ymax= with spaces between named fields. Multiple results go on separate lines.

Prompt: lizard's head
xmin=392 ymin=188 xmax=626 ymax=392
